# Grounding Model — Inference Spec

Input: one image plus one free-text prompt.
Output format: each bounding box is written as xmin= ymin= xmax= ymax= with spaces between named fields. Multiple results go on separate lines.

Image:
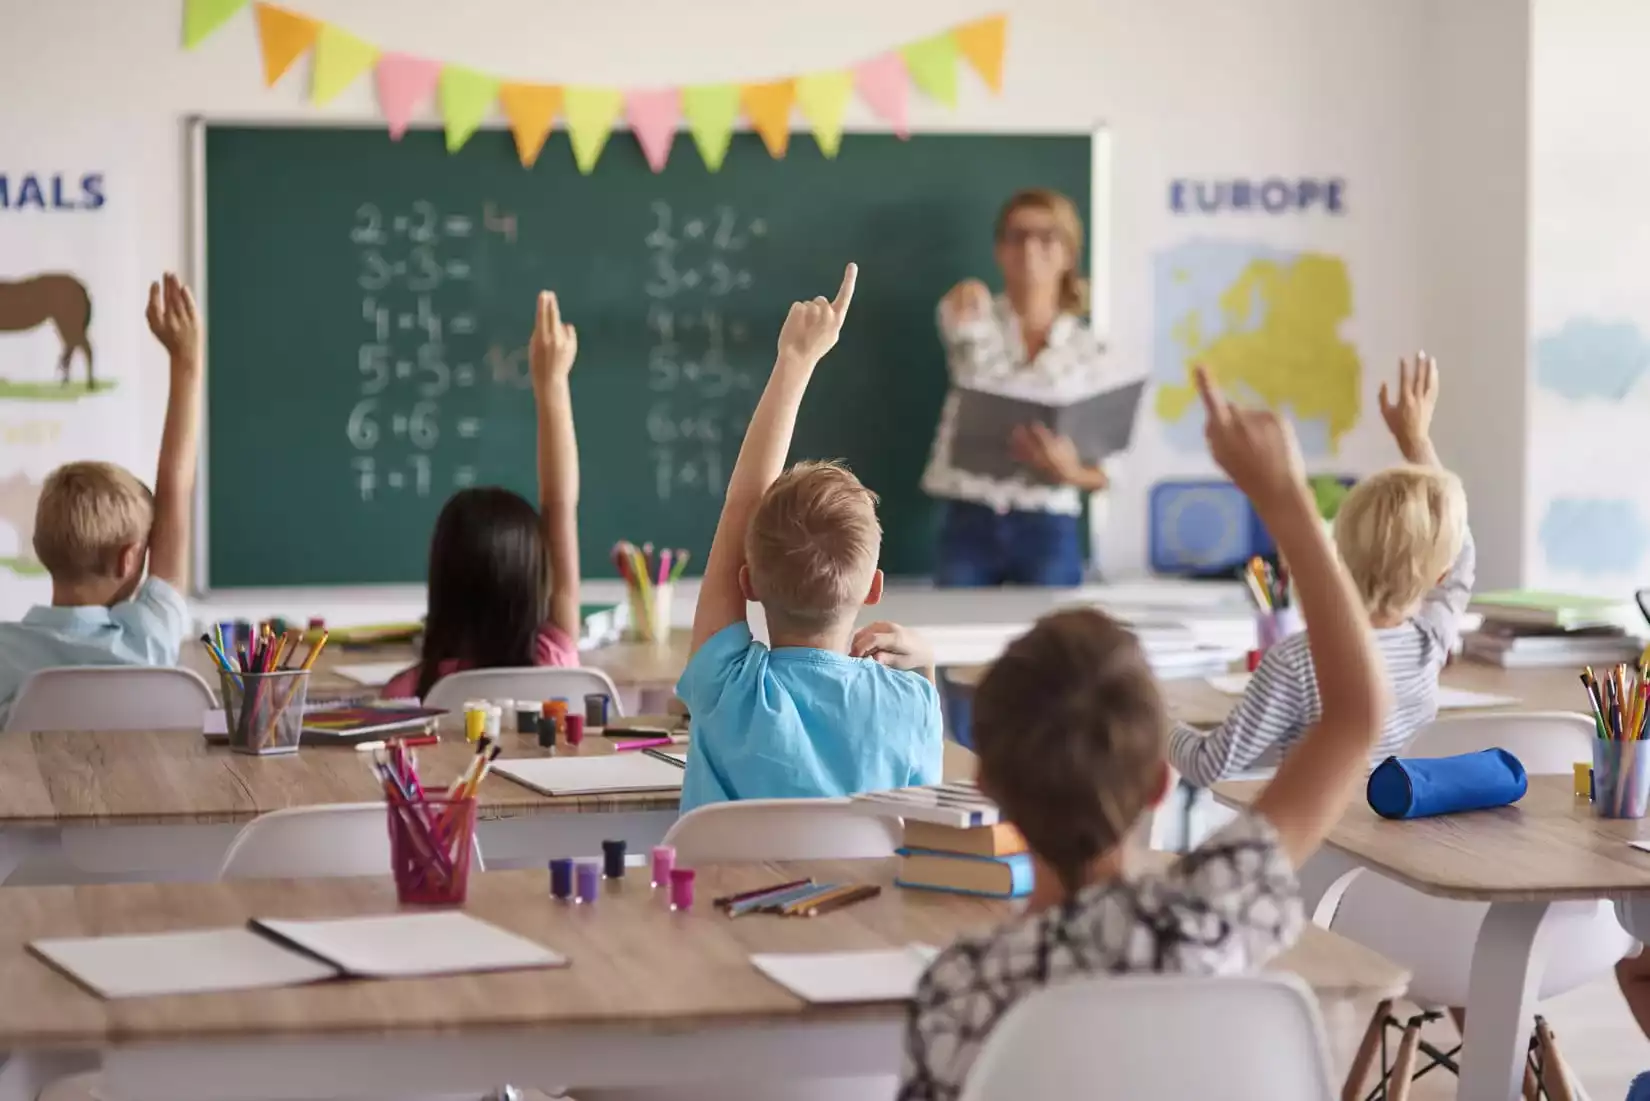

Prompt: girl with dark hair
xmin=382 ymin=292 xmax=583 ymax=700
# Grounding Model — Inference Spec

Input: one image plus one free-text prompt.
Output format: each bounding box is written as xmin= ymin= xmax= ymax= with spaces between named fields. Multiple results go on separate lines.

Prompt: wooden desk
xmin=949 ymin=659 xmax=1588 ymax=727
xmin=0 ymin=730 xmax=679 ymax=885
xmin=0 ymin=858 xmax=1406 ymax=1099
xmin=1214 ymin=775 xmax=1650 ymax=1101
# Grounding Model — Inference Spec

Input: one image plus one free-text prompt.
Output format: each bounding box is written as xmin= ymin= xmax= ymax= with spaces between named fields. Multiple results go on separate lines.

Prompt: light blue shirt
xmin=0 ymin=577 xmax=191 ymax=727
xmin=677 ymin=622 xmax=944 ymax=813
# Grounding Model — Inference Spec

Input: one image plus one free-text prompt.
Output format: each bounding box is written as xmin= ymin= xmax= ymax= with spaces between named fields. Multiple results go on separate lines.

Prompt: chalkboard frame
xmin=185 ymin=117 xmax=1110 ymax=595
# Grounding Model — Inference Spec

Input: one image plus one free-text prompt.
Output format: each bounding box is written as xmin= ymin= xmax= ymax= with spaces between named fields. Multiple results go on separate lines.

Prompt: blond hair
xmin=996 ymin=188 xmax=1089 ymax=315
xmin=1334 ymin=465 xmax=1467 ymax=621
xmin=33 ymin=461 xmax=154 ymax=581
xmin=745 ymin=461 xmax=881 ymax=631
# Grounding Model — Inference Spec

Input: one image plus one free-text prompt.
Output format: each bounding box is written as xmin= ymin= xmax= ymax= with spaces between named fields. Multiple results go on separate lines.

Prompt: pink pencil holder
xmin=387 ymin=795 xmax=476 ymax=905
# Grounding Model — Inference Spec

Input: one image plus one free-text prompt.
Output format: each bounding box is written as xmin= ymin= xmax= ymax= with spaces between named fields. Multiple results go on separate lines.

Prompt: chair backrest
xmin=5 ymin=666 xmax=218 ymax=734
xmin=663 ymin=799 xmax=903 ymax=863
xmin=958 ymin=974 xmax=1336 ymax=1101
xmin=218 ymin=802 xmax=485 ymax=880
xmin=423 ymin=666 xmax=625 ymax=715
xmin=1404 ymin=710 xmax=1596 ymax=774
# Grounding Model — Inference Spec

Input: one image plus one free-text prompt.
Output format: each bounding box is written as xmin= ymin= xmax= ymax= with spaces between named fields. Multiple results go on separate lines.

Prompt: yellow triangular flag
xmin=901 ymin=31 xmax=958 ymax=107
xmin=795 ymin=71 xmax=853 ymax=159
xmin=681 ymin=84 xmax=740 ymax=172
xmin=954 ymin=14 xmax=1007 ymax=93
xmin=311 ymin=22 xmax=378 ymax=107
xmin=254 ymin=3 xmax=320 ymax=87
xmin=741 ymin=80 xmax=796 ymax=158
xmin=500 ymin=83 xmax=562 ymax=169
xmin=439 ymin=66 xmax=500 ymax=153
xmin=563 ymin=87 xmax=624 ymax=175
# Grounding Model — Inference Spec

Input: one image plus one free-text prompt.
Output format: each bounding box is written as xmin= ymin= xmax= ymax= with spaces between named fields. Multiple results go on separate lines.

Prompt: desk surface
xmin=0 ymin=856 xmax=1406 ymax=1049
xmin=0 ymin=729 xmax=678 ymax=827
xmin=1215 ymin=774 xmax=1650 ymax=903
xmin=950 ymin=660 xmax=1587 ymax=726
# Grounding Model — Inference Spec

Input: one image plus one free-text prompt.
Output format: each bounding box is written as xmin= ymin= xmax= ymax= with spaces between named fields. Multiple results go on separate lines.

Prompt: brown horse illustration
xmin=0 ymin=274 xmax=94 ymax=387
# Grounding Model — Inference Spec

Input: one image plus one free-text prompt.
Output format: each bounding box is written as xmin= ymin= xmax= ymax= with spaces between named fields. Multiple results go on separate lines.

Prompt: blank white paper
xmin=32 ymin=928 xmax=338 ymax=999
xmin=493 ymin=754 xmax=685 ymax=797
xmin=751 ymin=945 xmax=940 ymax=1004
xmin=253 ymin=911 xmax=564 ymax=979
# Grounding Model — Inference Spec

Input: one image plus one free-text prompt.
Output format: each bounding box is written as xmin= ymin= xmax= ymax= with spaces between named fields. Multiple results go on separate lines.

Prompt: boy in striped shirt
xmin=1169 ymin=353 xmax=1473 ymax=788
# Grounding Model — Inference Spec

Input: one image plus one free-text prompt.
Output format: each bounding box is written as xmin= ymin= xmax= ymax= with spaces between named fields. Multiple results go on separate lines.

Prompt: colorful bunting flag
xmin=310 ymin=22 xmax=377 ymax=107
xmin=741 ymin=80 xmax=796 ymax=159
xmin=375 ymin=53 xmax=440 ymax=140
xmin=795 ymin=71 xmax=854 ymax=159
xmin=955 ymin=14 xmax=1007 ymax=93
xmin=902 ymin=31 xmax=958 ymax=107
xmin=184 ymin=0 xmax=248 ymax=48
xmin=627 ymin=90 xmax=681 ymax=174
xmin=681 ymin=84 xmax=741 ymax=172
xmin=253 ymin=3 xmax=318 ymax=86
xmin=499 ymin=83 xmax=562 ymax=169
xmin=440 ymin=66 xmax=499 ymax=153
xmin=564 ymin=87 xmax=624 ymax=175
xmin=854 ymin=53 xmax=910 ymax=139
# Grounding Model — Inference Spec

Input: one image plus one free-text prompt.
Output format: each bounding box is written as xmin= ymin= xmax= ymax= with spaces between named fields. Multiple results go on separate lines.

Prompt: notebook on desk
xmin=31 ymin=912 xmax=563 ymax=999
xmin=751 ymin=946 xmax=939 ymax=1004
xmin=492 ymin=754 xmax=685 ymax=797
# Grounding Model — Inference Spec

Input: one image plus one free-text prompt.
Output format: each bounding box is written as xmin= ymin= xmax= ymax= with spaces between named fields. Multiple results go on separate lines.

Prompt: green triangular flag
xmin=439 ymin=66 xmax=500 ymax=153
xmin=681 ymin=84 xmax=740 ymax=172
xmin=563 ymin=87 xmax=624 ymax=175
xmin=183 ymin=0 xmax=249 ymax=48
xmin=311 ymin=22 xmax=378 ymax=107
xmin=901 ymin=31 xmax=958 ymax=107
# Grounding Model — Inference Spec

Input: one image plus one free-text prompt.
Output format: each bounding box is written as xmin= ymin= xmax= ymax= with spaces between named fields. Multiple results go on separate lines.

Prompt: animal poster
xmin=0 ymin=145 xmax=141 ymax=619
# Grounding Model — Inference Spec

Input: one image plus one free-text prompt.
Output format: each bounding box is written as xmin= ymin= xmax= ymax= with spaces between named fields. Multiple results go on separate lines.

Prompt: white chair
xmin=218 ymin=802 xmax=484 ymax=880
xmin=424 ymin=667 xmax=625 ymax=716
xmin=1332 ymin=711 xmax=1633 ymax=1100
xmin=958 ymin=974 xmax=1337 ymax=1101
xmin=662 ymin=798 xmax=902 ymax=863
xmin=5 ymin=666 xmax=217 ymax=733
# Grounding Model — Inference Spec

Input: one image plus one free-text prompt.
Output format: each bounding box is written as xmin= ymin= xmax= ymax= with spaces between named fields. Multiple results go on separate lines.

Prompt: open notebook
xmin=32 ymin=911 xmax=564 ymax=999
xmin=492 ymin=754 xmax=685 ymax=797
xmin=751 ymin=945 xmax=939 ymax=1004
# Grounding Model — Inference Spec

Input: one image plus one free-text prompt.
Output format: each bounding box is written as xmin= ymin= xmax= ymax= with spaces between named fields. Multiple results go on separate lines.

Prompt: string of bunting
xmin=183 ymin=0 xmax=1007 ymax=174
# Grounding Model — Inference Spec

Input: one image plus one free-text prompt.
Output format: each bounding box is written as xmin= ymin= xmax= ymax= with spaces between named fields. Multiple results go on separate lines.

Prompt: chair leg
xmin=1535 ymin=1017 xmax=1577 ymax=1101
xmin=1343 ymin=1001 xmax=1392 ymax=1101
xmin=1384 ymin=1020 xmax=1424 ymax=1101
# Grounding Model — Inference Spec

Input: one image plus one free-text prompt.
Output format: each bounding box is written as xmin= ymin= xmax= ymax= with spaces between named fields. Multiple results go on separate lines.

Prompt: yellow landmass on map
xmin=1156 ymin=254 xmax=1359 ymax=450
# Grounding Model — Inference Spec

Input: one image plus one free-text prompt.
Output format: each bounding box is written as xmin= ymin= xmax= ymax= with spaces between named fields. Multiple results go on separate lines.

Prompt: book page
xmin=493 ymin=754 xmax=685 ymax=797
xmin=251 ymin=911 xmax=564 ymax=979
xmin=752 ymin=946 xmax=939 ymax=1004
xmin=32 ymin=928 xmax=338 ymax=999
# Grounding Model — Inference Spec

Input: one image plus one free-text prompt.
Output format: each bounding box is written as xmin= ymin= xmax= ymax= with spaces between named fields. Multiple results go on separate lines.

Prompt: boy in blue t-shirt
xmin=677 ymin=264 xmax=943 ymax=812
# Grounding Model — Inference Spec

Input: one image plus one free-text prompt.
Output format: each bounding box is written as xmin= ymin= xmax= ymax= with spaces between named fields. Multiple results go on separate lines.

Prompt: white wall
xmin=2 ymin=0 xmax=1476 ymax=621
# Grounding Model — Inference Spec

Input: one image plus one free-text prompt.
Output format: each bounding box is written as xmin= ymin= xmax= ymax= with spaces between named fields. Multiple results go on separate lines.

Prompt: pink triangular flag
xmin=855 ymin=52 xmax=909 ymax=139
xmin=376 ymin=52 xmax=441 ymax=141
xmin=626 ymin=89 xmax=681 ymax=173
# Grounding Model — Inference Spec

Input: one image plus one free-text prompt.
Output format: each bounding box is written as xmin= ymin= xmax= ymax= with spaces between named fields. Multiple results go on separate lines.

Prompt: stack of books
xmin=1463 ymin=591 xmax=1644 ymax=668
xmin=851 ymin=783 xmax=1034 ymax=899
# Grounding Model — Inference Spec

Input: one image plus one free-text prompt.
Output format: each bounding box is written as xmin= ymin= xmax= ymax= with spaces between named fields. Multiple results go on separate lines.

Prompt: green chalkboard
xmin=201 ymin=125 xmax=1091 ymax=588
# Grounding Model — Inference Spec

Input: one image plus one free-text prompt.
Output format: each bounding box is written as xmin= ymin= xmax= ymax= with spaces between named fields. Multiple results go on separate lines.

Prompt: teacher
xmin=921 ymin=188 xmax=1112 ymax=588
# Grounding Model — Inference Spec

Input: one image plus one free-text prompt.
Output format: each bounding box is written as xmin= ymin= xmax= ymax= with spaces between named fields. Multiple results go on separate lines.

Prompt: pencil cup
xmin=1255 ymin=608 xmax=1305 ymax=652
xmin=387 ymin=794 xmax=477 ymax=906
xmin=221 ymin=670 xmax=310 ymax=756
xmin=1592 ymin=739 xmax=1650 ymax=819
xmin=625 ymin=583 xmax=674 ymax=643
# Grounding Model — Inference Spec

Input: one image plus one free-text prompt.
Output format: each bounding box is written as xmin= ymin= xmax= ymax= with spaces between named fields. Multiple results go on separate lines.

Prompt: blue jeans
xmin=934 ymin=502 xmax=1084 ymax=746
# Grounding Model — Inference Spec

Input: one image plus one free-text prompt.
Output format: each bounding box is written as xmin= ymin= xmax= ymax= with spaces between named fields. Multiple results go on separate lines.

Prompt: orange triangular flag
xmin=955 ymin=14 xmax=1008 ymax=93
xmin=254 ymin=3 xmax=320 ymax=87
xmin=499 ymin=82 xmax=562 ymax=168
xmin=741 ymin=80 xmax=796 ymax=158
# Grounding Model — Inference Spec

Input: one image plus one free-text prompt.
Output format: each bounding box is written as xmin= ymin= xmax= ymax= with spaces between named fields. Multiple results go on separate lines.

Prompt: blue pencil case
xmin=1366 ymin=749 xmax=1528 ymax=820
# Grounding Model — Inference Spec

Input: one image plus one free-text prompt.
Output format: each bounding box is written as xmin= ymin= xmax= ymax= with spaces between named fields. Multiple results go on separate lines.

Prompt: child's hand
xmin=1378 ymin=353 xmax=1439 ymax=462
xmin=145 ymin=273 xmax=201 ymax=371
xmin=940 ymin=279 xmax=991 ymax=327
xmin=850 ymin=620 xmax=934 ymax=672
xmin=530 ymin=291 xmax=578 ymax=386
xmin=1195 ymin=365 xmax=1307 ymax=512
xmin=776 ymin=262 xmax=857 ymax=366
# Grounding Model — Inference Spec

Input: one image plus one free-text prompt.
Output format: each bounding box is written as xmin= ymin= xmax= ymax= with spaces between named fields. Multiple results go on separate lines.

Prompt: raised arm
xmin=143 ymin=274 xmax=203 ymax=591
xmin=530 ymin=291 xmax=581 ymax=641
xmin=1194 ymin=367 xmax=1389 ymax=867
xmin=690 ymin=263 xmax=858 ymax=652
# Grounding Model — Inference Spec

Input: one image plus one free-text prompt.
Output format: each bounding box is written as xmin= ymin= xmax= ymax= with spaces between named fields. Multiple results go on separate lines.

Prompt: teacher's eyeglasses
xmin=1000 ymin=226 xmax=1062 ymax=248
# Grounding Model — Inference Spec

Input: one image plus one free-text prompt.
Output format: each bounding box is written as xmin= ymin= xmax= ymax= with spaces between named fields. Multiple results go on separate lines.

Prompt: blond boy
xmin=676 ymin=264 xmax=944 ymax=812
xmin=0 ymin=275 xmax=204 ymax=725
xmin=1170 ymin=353 xmax=1472 ymax=786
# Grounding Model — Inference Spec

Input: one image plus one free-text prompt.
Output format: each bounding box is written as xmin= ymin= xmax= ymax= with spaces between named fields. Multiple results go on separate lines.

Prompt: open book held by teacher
xmin=950 ymin=378 xmax=1146 ymax=483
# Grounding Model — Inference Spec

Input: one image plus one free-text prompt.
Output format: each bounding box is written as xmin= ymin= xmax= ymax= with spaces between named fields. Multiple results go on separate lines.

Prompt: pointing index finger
xmin=545 ymin=290 xmax=562 ymax=330
xmin=832 ymin=262 xmax=858 ymax=315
